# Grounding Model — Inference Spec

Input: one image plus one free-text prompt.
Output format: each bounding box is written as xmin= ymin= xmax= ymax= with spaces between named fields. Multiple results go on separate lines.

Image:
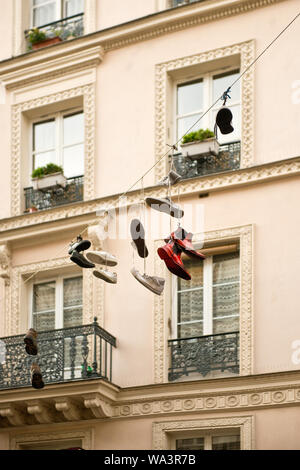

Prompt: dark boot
xmin=31 ymin=363 xmax=44 ymax=390
xmin=215 ymin=106 xmax=234 ymax=135
xmin=70 ymin=250 xmax=95 ymax=269
xmin=24 ymin=328 xmax=38 ymax=356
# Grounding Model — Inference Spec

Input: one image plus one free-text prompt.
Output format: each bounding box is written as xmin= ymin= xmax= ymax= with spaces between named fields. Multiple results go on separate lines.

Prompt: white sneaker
xmin=93 ymin=268 xmax=117 ymax=284
xmin=145 ymin=197 xmax=184 ymax=219
xmin=130 ymin=267 xmax=165 ymax=295
xmin=86 ymin=250 xmax=118 ymax=266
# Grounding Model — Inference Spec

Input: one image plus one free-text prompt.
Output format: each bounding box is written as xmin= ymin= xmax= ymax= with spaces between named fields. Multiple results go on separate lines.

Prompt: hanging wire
xmin=13 ymin=9 xmax=300 ymax=290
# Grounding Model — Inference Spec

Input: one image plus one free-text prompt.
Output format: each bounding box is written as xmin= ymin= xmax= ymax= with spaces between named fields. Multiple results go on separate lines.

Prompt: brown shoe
xmin=31 ymin=363 xmax=44 ymax=389
xmin=24 ymin=328 xmax=38 ymax=356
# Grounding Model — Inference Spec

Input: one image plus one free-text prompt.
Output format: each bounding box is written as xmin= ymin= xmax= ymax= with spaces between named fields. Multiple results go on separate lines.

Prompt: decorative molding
xmin=0 ymin=404 xmax=26 ymax=427
xmin=0 ymin=244 xmax=10 ymax=282
xmin=83 ymin=393 xmax=113 ymax=418
xmin=10 ymin=429 xmax=93 ymax=450
xmin=26 ymin=400 xmax=55 ymax=424
xmin=152 ymin=416 xmax=254 ymax=450
xmin=155 ymin=40 xmax=255 ymax=181
xmin=154 ymin=224 xmax=253 ymax=383
xmin=10 ymin=83 xmax=96 ymax=217
xmin=54 ymin=398 xmax=82 ymax=422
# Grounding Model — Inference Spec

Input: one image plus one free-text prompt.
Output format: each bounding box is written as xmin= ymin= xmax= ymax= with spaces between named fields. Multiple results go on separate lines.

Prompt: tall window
xmin=176 ymin=432 xmax=240 ymax=450
xmin=32 ymin=111 xmax=84 ymax=178
xmin=32 ymin=276 xmax=83 ymax=331
xmin=32 ymin=0 xmax=84 ymax=27
xmin=175 ymin=252 xmax=240 ymax=338
xmin=176 ymin=69 xmax=240 ymax=146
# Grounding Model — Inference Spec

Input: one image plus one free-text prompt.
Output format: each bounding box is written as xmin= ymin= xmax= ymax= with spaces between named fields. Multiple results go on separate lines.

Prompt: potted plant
xmin=31 ymin=163 xmax=66 ymax=190
xmin=27 ymin=28 xmax=63 ymax=50
xmin=181 ymin=128 xmax=219 ymax=158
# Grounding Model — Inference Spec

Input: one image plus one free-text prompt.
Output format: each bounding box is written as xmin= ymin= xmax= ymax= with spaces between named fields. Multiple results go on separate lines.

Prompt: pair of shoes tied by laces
xmin=87 ymin=251 xmax=118 ymax=284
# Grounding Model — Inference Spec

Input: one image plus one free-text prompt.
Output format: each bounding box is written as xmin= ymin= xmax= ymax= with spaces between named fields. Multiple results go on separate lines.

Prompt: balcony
xmin=24 ymin=175 xmax=84 ymax=212
xmin=171 ymin=141 xmax=241 ymax=180
xmin=168 ymin=331 xmax=239 ymax=381
xmin=25 ymin=13 xmax=84 ymax=50
xmin=0 ymin=318 xmax=116 ymax=390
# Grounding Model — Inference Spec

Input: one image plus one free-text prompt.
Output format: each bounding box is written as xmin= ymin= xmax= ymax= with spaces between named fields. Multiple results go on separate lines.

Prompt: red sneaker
xmin=157 ymin=241 xmax=191 ymax=280
xmin=169 ymin=227 xmax=205 ymax=260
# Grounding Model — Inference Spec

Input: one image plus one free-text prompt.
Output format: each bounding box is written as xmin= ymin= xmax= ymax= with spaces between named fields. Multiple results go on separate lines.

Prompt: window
xmin=32 ymin=0 xmax=84 ymax=27
xmin=32 ymin=111 xmax=84 ymax=178
xmin=32 ymin=276 xmax=83 ymax=331
xmin=176 ymin=432 xmax=240 ymax=450
xmin=175 ymin=251 xmax=240 ymax=338
xmin=175 ymin=69 xmax=241 ymax=146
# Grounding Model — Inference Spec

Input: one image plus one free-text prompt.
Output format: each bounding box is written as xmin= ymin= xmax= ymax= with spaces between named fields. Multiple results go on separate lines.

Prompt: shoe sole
xmin=70 ymin=253 xmax=95 ymax=269
xmin=130 ymin=269 xmax=163 ymax=295
xmin=93 ymin=270 xmax=117 ymax=284
xmin=31 ymin=372 xmax=44 ymax=389
xmin=157 ymin=247 xmax=191 ymax=281
xmin=145 ymin=198 xmax=184 ymax=219
xmin=24 ymin=337 xmax=38 ymax=356
xmin=130 ymin=220 xmax=149 ymax=259
xmin=86 ymin=252 xmax=118 ymax=267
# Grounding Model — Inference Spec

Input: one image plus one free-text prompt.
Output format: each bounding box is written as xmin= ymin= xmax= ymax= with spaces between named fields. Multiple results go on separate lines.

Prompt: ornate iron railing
xmin=0 ymin=318 xmax=116 ymax=390
xmin=168 ymin=331 xmax=239 ymax=381
xmin=24 ymin=175 xmax=84 ymax=212
xmin=25 ymin=12 xmax=84 ymax=47
xmin=171 ymin=141 xmax=241 ymax=180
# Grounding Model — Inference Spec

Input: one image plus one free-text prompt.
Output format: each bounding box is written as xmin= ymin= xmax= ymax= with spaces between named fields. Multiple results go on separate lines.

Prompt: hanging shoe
xmin=93 ymin=268 xmax=117 ymax=284
xmin=68 ymin=236 xmax=91 ymax=255
xmin=157 ymin=170 xmax=182 ymax=187
xmin=130 ymin=219 xmax=149 ymax=259
xmin=157 ymin=241 xmax=191 ymax=280
xmin=215 ymin=106 xmax=234 ymax=135
xmin=24 ymin=328 xmax=38 ymax=356
xmin=86 ymin=250 xmax=118 ymax=266
xmin=168 ymin=227 xmax=205 ymax=260
xmin=130 ymin=267 xmax=165 ymax=295
xmin=145 ymin=197 xmax=184 ymax=218
xmin=70 ymin=250 xmax=95 ymax=269
xmin=31 ymin=363 xmax=45 ymax=390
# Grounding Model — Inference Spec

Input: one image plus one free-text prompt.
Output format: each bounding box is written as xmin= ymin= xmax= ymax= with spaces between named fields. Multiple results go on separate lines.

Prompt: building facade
xmin=0 ymin=0 xmax=299 ymax=450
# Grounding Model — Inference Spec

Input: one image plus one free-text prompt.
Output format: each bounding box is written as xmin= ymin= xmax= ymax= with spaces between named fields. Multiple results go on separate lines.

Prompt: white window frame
xmin=29 ymin=274 xmax=83 ymax=330
xmin=31 ymin=0 xmax=84 ymax=27
xmin=172 ymin=250 xmax=240 ymax=339
xmin=173 ymin=66 xmax=241 ymax=146
xmin=174 ymin=428 xmax=241 ymax=450
xmin=30 ymin=107 xmax=84 ymax=181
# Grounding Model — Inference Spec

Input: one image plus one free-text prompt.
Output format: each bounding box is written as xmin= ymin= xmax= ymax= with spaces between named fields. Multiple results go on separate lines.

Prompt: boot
xmin=31 ymin=363 xmax=44 ymax=390
xmin=157 ymin=241 xmax=191 ymax=280
xmin=24 ymin=328 xmax=38 ymax=356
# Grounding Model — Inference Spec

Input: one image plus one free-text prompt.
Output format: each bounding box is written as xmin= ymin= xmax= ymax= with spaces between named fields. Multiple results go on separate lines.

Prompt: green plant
xmin=27 ymin=28 xmax=47 ymax=45
xmin=182 ymin=128 xmax=215 ymax=145
xmin=31 ymin=163 xmax=64 ymax=179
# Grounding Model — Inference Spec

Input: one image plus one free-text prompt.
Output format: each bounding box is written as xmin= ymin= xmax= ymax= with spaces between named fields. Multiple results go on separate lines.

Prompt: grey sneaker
xmin=93 ymin=268 xmax=117 ymax=284
xmin=86 ymin=250 xmax=118 ymax=266
xmin=130 ymin=267 xmax=165 ymax=295
xmin=158 ymin=170 xmax=182 ymax=186
xmin=145 ymin=196 xmax=184 ymax=219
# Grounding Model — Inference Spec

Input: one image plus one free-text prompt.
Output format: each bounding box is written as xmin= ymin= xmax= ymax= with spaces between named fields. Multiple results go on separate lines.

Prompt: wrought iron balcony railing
xmin=171 ymin=141 xmax=241 ymax=180
xmin=168 ymin=331 xmax=239 ymax=381
xmin=25 ymin=12 xmax=84 ymax=48
xmin=0 ymin=318 xmax=116 ymax=390
xmin=24 ymin=175 xmax=84 ymax=212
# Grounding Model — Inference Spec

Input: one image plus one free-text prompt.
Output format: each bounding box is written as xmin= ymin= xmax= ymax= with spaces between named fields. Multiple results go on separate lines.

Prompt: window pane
xmin=63 ymin=113 xmax=84 ymax=146
xmin=213 ymin=70 xmax=240 ymax=103
xmin=176 ymin=438 xmax=205 ymax=450
xmin=213 ymin=252 xmax=239 ymax=284
xmin=213 ymin=316 xmax=239 ymax=334
xmin=34 ymin=151 xmax=56 ymax=170
xmin=178 ymin=322 xmax=203 ymax=338
xmin=64 ymin=307 xmax=82 ymax=328
xmin=178 ymin=258 xmax=203 ymax=290
xmin=65 ymin=0 xmax=84 ymax=16
xmin=63 ymin=144 xmax=84 ymax=177
xmin=34 ymin=120 xmax=55 ymax=152
xmin=33 ymin=312 xmax=55 ymax=331
xmin=177 ymin=114 xmax=201 ymax=143
xmin=177 ymin=81 xmax=203 ymax=115
xmin=33 ymin=282 xmax=56 ymax=331
xmin=212 ymin=434 xmax=240 ymax=450
xmin=178 ymin=290 xmax=203 ymax=323
xmin=63 ymin=277 xmax=82 ymax=327
xmin=33 ymin=1 xmax=57 ymax=26
xmin=213 ymin=284 xmax=239 ymax=318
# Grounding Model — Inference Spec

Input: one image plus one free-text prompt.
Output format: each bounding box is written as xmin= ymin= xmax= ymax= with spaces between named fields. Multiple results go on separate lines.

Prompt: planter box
xmin=32 ymin=172 xmax=67 ymax=190
xmin=181 ymin=138 xmax=220 ymax=158
xmin=32 ymin=37 xmax=62 ymax=50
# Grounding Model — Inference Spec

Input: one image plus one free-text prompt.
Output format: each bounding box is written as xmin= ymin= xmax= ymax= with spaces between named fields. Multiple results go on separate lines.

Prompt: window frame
xmin=172 ymin=248 xmax=240 ymax=339
xmin=31 ymin=0 xmax=84 ymax=28
xmin=174 ymin=428 xmax=241 ymax=450
xmin=29 ymin=274 xmax=83 ymax=330
xmin=30 ymin=107 xmax=84 ymax=181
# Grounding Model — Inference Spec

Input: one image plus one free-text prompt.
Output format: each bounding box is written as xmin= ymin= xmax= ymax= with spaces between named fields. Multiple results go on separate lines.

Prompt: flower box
xmin=32 ymin=36 xmax=62 ymax=50
xmin=181 ymin=137 xmax=220 ymax=158
xmin=32 ymin=172 xmax=67 ymax=190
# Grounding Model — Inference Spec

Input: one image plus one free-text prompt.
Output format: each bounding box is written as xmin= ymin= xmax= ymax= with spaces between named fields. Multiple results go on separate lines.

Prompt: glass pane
xmin=177 ymin=114 xmax=201 ymax=142
xmin=213 ymin=252 xmax=239 ymax=284
xmin=65 ymin=0 xmax=84 ymax=16
xmin=63 ymin=144 xmax=84 ymax=177
xmin=178 ymin=258 xmax=203 ymax=290
xmin=178 ymin=290 xmax=203 ymax=323
xmin=33 ymin=2 xmax=57 ymax=26
xmin=34 ymin=151 xmax=56 ymax=170
xmin=212 ymin=104 xmax=240 ymax=144
xmin=178 ymin=322 xmax=203 ymax=338
xmin=177 ymin=81 xmax=203 ymax=115
xmin=213 ymin=70 xmax=240 ymax=103
xmin=33 ymin=282 xmax=55 ymax=312
xmin=63 ymin=113 xmax=84 ymax=146
xmin=64 ymin=277 xmax=82 ymax=307
xmin=212 ymin=434 xmax=240 ymax=450
xmin=33 ymin=311 xmax=55 ymax=331
xmin=64 ymin=307 xmax=82 ymax=328
xmin=34 ymin=120 xmax=55 ymax=152
xmin=213 ymin=283 xmax=239 ymax=318
xmin=176 ymin=438 xmax=205 ymax=450
xmin=213 ymin=316 xmax=239 ymax=334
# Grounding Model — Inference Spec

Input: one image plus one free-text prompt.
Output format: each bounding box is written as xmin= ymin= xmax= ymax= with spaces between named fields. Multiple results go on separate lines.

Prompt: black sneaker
xmin=70 ymin=250 xmax=95 ymax=269
xmin=215 ymin=106 xmax=234 ymax=135
xmin=68 ymin=236 xmax=91 ymax=255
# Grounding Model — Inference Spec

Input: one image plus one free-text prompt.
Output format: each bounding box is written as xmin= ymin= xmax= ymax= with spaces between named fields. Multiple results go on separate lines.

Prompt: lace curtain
xmin=33 ymin=281 xmax=56 ymax=331
xmin=63 ymin=277 xmax=83 ymax=328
